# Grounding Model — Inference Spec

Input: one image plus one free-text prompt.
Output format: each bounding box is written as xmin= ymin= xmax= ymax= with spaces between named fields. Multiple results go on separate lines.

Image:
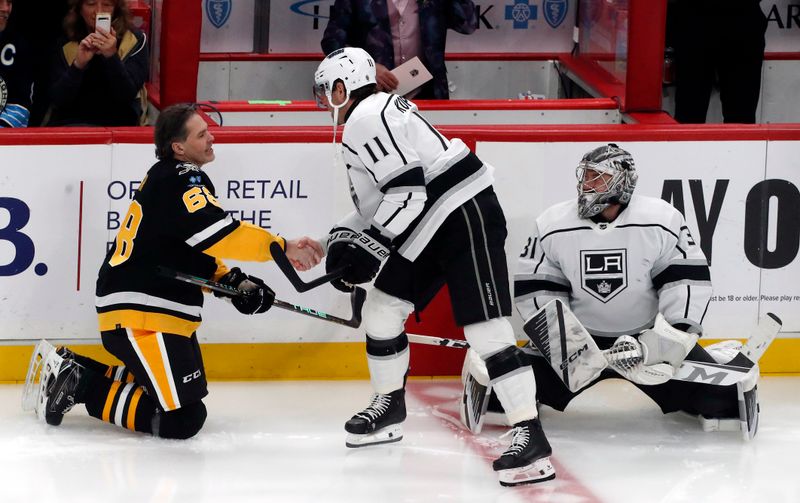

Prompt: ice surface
xmin=1 ymin=377 xmax=798 ymax=503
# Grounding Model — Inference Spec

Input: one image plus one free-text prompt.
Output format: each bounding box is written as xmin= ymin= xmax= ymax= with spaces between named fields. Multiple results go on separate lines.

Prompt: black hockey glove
xmin=216 ymin=268 xmax=275 ymax=315
xmin=325 ymin=227 xmax=391 ymax=292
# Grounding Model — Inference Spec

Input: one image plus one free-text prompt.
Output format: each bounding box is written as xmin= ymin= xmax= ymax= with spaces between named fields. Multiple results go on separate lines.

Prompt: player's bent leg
xmin=345 ymin=288 xmax=412 ymax=448
xmin=152 ymin=401 xmax=207 ymax=439
xmin=464 ymin=318 xmax=555 ymax=486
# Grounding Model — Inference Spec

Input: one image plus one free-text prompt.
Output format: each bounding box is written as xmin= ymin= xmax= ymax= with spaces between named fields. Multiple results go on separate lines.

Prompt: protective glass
xmin=313 ymin=83 xmax=328 ymax=109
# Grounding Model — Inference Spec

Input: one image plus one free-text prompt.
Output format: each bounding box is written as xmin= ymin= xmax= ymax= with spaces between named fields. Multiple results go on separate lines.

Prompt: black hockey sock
xmin=83 ymin=373 xmax=156 ymax=434
xmin=70 ymin=352 xmax=112 ymax=375
xmin=70 ymin=353 xmax=136 ymax=384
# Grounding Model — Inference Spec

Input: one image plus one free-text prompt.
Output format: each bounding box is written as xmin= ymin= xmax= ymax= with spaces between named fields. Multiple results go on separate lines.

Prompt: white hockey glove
xmin=606 ymin=314 xmax=698 ymax=386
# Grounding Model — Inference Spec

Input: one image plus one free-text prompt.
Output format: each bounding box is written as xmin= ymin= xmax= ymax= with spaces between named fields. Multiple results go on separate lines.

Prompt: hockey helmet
xmin=313 ymin=47 xmax=377 ymax=110
xmin=576 ymin=143 xmax=637 ymax=218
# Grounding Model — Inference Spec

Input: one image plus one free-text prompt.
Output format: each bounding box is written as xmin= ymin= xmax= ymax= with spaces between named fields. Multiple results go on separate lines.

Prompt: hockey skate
xmin=24 ymin=341 xmax=85 ymax=426
xmin=22 ymin=340 xmax=60 ymax=418
xmin=493 ymin=418 xmax=556 ymax=487
xmin=345 ymin=389 xmax=406 ymax=448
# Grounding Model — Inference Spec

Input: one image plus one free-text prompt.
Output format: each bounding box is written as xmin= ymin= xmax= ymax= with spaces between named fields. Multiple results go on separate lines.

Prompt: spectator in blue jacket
xmin=47 ymin=0 xmax=148 ymax=126
xmin=321 ymin=0 xmax=477 ymax=99
xmin=0 ymin=0 xmax=34 ymax=127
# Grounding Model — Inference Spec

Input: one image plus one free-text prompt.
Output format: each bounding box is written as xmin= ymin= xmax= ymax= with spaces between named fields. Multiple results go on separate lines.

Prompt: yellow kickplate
xmin=0 ymin=342 xmax=369 ymax=383
xmin=1 ymin=340 xmax=797 ymax=383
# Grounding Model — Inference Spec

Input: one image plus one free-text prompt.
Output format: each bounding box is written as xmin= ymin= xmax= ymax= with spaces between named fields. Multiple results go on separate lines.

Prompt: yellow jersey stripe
xmin=202 ymin=222 xmax=284 ymax=262
xmin=130 ymin=329 xmax=177 ymax=411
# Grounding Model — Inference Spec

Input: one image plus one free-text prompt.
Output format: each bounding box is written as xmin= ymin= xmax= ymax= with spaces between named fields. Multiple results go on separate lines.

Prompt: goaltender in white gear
xmin=462 ymin=144 xmax=774 ymax=441
xmin=314 ymin=48 xmax=555 ymax=486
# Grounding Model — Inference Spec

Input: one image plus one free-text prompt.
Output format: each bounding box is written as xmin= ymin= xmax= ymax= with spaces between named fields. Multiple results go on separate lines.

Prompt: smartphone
xmin=95 ymin=13 xmax=112 ymax=33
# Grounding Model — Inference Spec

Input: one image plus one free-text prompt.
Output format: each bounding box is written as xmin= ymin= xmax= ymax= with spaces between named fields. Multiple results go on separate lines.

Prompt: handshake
xmin=215 ymin=237 xmax=325 ymax=314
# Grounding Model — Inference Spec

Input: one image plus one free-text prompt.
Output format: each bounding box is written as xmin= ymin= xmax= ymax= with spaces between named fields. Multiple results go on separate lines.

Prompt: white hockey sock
xmin=492 ymin=367 xmax=538 ymax=425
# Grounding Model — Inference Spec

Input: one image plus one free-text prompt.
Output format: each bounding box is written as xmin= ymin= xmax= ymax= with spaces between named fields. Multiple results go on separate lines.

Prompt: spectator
xmin=670 ymin=0 xmax=768 ymax=123
xmin=46 ymin=0 xmax=148 ymax=126
xmin=321 ymin=0 xmax=477 ymax=99
xmin=0 ymin=0 xmax=34 ymax=127
xmin=9 ymin=0 xmax=71 ymax=126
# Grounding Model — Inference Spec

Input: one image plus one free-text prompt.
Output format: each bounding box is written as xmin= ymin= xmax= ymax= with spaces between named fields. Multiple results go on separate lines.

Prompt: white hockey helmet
xmin=313 ymin=47 xmax=377 ymax=110
xmin=576 ymin=143 xmax=638 ymax=218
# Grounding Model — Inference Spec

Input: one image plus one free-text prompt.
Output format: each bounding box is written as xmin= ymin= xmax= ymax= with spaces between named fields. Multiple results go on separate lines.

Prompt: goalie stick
xmin=269 ymin=241 xmax=346 ymax=292
xmin=406 ymin=309 xmax=781 ymax=387
xmin=159 ymin=267 xmax=366 ymax=328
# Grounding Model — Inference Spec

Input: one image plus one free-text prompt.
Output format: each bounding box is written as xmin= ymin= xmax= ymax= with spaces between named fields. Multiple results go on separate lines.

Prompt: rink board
xmin=1 ymin=126 xmax=799 ymax=379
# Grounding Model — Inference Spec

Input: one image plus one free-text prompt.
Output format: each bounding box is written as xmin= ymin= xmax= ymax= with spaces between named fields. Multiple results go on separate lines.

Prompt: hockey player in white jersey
xmin=462 ymin=143 xmax=767 ymax=439
xmin=313 ymin=48 xmax=554 ymax=486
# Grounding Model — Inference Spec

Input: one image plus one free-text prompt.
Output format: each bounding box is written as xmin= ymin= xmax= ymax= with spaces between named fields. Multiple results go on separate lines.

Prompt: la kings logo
xmin=580 ymin=249 xmax=627 ymax=302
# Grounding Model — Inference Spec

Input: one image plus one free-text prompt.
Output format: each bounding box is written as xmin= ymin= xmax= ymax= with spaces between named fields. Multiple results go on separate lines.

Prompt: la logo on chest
xmin=580 ymin=249 xmax=628 ymax=302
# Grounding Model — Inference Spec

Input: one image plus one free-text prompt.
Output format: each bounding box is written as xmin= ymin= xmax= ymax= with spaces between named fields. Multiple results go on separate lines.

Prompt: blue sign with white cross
xmin=505 ymin=0 xmax=538 ymax=29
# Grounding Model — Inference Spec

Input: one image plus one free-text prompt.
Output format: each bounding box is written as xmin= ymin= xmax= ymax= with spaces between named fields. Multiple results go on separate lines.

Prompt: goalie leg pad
xmin=363 ymin=289 xmax=413 ymax=394
xmin=737 ymin=364 xmax=760 ymax=441
xmin=460 ymin=349 xmax=492 ymax=433
xmin=522 ymin=299 xmax=607 ymax=392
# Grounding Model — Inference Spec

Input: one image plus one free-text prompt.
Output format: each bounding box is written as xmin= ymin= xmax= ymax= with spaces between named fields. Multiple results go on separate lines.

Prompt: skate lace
xmin=499 ymin=425 xmax=530 ymax=457
xmin=355 ymin=393 xmax=392 ymax=422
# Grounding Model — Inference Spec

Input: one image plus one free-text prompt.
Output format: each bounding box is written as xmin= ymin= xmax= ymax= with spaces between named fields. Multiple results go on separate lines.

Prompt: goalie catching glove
xmin=215 ymin=268 xmax=275 ymax=315
xmin=325 ymin=227 xmax=391 ymax=292
xmin=606 ymin=314 xmax=698 ymax=385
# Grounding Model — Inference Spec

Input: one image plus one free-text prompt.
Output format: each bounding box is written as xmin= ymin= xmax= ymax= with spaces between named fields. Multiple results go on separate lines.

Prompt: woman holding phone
xmin=46 ymin=0 xmax=148 ymax=126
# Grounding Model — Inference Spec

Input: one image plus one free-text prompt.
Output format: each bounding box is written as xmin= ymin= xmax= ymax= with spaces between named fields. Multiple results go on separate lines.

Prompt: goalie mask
xmin=576 ymin=143 xmax=638 ymax=218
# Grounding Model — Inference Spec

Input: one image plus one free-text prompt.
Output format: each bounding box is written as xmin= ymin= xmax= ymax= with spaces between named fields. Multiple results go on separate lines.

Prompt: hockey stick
xmin=269 ymin=241 xmax=346 ymax=292
xmin=158 ymin=267 xmax=366 ymax=328
xmin=406 ymin=315 xmax=781 ymax=387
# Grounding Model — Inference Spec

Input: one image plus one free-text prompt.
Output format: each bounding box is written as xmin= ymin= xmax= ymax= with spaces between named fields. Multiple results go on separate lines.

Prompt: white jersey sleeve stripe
xmin=96 ymin=291 xmax=203 ymax=317
xmin=380 ymin=96 xmax=408 ymax=165
xmin=185 ymin=215 xmax=235 ymax=247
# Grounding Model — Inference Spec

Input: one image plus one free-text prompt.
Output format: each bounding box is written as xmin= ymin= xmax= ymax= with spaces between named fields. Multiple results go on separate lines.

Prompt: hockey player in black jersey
xmin=312 ymin=48 xmax=554 ymax=486
xmin=30 ymin=103 xmax=323 ymax=439
xmin=462 ymin=144 xmax=770 ymax=442
xmin=0 ymin=0 xmax=33 ymax=127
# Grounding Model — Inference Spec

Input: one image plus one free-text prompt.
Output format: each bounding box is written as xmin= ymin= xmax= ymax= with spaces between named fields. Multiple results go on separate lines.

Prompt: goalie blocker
xmin=461 ymin=300 xmax=779 ymax=441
